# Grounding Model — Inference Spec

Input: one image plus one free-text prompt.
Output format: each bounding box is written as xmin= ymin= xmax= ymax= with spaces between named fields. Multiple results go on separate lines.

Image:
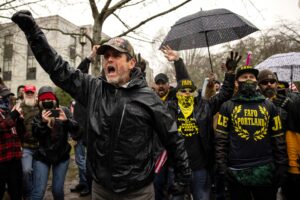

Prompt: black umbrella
xmin=161 ymin=8 xmax=259 ymax=71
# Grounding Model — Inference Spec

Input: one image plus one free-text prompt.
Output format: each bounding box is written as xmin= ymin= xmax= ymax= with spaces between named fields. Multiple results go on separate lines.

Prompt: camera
xmin=49 ymin=109 xmax=60 ymax=118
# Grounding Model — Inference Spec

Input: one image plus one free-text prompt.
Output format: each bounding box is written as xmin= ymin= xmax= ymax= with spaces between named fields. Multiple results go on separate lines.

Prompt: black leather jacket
xmin=25 ymin=27 xmax=191 ymax=193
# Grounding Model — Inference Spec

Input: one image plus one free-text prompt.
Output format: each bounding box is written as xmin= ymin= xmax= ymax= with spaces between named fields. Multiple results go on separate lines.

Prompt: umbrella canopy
xmin=161 ymin=8 xmax=259 ymax=71
xmin=255 ymin=52 xmax=300 ymax=82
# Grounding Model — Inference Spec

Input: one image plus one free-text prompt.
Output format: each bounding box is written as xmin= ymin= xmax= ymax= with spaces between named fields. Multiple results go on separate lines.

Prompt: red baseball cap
xmin=24 ymin=85 xmax=36 ymax=93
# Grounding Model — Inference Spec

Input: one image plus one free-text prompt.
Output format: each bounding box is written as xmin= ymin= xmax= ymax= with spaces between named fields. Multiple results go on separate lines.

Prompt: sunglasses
xmin=179 ymin=88 xmax=194 ymax=93
xmin=260 ymin=79 xmax=276 ymax=85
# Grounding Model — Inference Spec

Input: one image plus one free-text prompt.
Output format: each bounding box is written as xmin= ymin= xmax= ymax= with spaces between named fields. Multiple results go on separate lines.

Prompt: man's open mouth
xmin=107 ymin=65 xmax=116 ymax=74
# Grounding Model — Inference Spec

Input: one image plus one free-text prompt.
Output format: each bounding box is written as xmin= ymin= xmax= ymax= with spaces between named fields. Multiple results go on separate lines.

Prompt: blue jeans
xmin=169 ymin=168 xmax=211 ymax=200
xmin=31 ymin=159 xmax=69 ymax=200
xmin=191 ymin=169 xmax=211 ymax=200
xmin=74 ymin=139 xmax=88 ymax=186
xmin=21 ymin=148 xmax=35 ymax=200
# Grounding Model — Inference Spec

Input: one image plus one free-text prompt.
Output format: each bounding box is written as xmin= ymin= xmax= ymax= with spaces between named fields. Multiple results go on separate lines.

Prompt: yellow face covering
xmin=176 ymin=93 xmax=194 ymax=118
xmin=160 ymin=91 xmax=169 ymax=102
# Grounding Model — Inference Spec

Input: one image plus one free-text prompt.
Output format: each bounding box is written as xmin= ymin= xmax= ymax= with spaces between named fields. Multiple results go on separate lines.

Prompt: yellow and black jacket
xmin=215 ymin=94 xmax=287 ymax=175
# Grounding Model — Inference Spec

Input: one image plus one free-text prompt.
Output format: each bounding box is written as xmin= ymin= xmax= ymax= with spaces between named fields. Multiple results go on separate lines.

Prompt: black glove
xmin=273 ymin=94 xmax=291 ymax=110
xmin=11 ymin=10 xmax=38 ymax=33
xmin=225 ymin=51 xmax=242 ymax=72
xmin=169 ymin=182 xmax=190 ymax=196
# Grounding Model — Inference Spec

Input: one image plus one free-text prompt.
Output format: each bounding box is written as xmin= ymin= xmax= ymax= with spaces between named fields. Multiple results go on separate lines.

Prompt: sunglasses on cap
xmin=260 ymin=79 xmax=276 ymax=85
xmin=178 ymin=88 xmax=194 ymax=93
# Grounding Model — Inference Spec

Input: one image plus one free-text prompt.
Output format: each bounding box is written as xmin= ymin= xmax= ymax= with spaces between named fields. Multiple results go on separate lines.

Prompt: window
xmin=26 ymin=45 xmax=36 ymax=80
xmin=69 ymin=45 xmax=76 ymax=66
xmin=2 ymin=35 xmax=13 ymax=81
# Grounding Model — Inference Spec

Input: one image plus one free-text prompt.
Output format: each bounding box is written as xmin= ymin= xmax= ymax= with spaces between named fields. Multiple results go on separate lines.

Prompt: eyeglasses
xmin=179 ymin=88 xmax=194 ymax=93
xmin=260 ymin=79 xmax=276 ymax=85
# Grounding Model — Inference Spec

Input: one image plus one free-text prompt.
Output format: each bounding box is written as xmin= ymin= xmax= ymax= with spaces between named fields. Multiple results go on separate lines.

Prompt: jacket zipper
xmin=109 ymin=89 xmax=126 ymax=181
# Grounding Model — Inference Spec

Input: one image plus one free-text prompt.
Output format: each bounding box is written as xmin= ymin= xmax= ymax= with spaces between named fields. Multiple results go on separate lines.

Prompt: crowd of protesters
xmin=0 ymin=10 xmax=299 ymax=200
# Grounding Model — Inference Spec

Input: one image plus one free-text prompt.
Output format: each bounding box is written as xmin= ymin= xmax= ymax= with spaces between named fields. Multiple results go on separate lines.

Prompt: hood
xmin=37 ymin=85 xmax=60 ymax=106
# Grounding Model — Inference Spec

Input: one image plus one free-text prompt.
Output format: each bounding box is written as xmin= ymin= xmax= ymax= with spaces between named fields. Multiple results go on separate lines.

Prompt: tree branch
xmin=120 ymin=0 xmax=146 ymax=8
xmin=112 ymin=13 xmax=131 ymax=30
xmin=280 ymin=31 xmax=300 ymax=44
xmin=0 ymin=16 xmax=10 ymax=19
xmin=89 ymin=0 xmax=99 ymax=19
xmin=126 ymin=34 xmax=154 ymax=43
xmin=0 ymin=0 xmax=16 ymax=8
xmin=99 ymin=0 xmax=112 ymax=20
xmin=40 ymin=27 xmax=94 ymax=45
xmin=0 ymin=0 xmax=43 ymax=10
xmin=104 ymin=0 xmax=131 ymax=19
xmin=115 ymin=0 xmax=191 ymax=38
xmin=282 ymin=24 xmax=300 ymax=37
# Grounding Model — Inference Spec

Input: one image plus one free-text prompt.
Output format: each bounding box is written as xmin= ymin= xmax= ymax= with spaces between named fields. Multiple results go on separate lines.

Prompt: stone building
xmin=0 ymin=15 xmax=153 ymax=95
xmin=0 ymin=15 xmax=94 ymax=94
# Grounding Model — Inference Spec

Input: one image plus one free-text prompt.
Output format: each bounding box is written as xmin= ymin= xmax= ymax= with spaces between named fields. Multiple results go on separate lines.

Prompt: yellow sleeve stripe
xmin=216 ymin=129 xmax=229 ymax=135
xmin=271 ymin=132 xmax=284 ymax=137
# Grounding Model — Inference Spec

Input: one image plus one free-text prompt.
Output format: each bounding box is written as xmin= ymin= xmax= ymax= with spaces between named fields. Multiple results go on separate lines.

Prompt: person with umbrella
xmin=257 ymin=69 xmax=300 ymax=200
xmin=215 ymin=65 xmax=288 ymax=200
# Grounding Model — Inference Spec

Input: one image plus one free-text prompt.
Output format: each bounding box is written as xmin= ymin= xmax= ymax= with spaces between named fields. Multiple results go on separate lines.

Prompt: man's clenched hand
xmin=11 ymin=10 xmax=37 ymax=33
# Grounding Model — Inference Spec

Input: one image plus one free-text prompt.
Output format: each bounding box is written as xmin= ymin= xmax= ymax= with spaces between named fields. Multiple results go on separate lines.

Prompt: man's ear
xmin=234 ymin=80 xmax=239 ymax=88
xmin=129 ymin=58 xmax=136 ymax=70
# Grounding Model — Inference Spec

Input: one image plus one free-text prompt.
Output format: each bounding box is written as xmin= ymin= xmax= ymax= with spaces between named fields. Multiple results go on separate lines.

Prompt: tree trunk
xmin=91 ymin=19 xmax=103 ymax=76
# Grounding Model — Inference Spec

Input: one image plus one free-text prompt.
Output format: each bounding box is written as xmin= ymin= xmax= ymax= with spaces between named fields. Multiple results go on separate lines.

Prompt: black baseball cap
xmin=177 ymin=79 xmax=196 ymax=92
xmin=235 ymin=65 xmax=259 ymax=80
xmin=0 ymin=85 xmax=14 ymax=97
xmin=155 ymin=73 xmax=169 ymax=84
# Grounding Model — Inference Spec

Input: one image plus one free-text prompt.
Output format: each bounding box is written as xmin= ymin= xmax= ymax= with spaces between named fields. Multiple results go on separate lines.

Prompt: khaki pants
xmin=92 ymin=181 xmax=154 ymax=200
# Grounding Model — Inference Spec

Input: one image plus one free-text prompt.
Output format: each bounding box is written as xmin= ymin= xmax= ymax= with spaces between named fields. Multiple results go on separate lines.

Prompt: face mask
xmin=176 ymin=93 xmax=194 ymax=118
xmin=41 ymin=101 xmax=54 ymax=109
xmin=0 ymin=97 xmax=10 ymax=111
xmin=238 ymin=80 xmax=258 ymax=97
xmin=262 ymin=88 xmax=277 ymax=98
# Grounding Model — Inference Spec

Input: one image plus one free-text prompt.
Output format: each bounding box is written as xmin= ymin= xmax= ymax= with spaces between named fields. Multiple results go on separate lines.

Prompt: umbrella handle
xmin=205 ymin=32 xmax=213 ymax=72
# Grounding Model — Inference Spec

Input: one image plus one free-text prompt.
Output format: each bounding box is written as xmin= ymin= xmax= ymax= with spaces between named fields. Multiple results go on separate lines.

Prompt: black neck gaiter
xmin=237 ymin=80 xmax=258 ymax=97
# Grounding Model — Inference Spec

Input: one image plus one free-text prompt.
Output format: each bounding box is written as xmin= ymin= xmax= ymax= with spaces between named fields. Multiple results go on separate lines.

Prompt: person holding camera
xmin=31 ymin=86 xmax=79 ymax=200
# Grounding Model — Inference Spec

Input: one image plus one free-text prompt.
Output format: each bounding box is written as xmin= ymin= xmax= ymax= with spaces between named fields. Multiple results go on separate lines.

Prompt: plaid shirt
xmin=0 ymin=109 xmax=22 ymax=162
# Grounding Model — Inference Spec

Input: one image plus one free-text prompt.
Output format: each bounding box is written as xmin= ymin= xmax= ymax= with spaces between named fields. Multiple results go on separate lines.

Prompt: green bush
xmin=54 ymin=87 xmax=73 ymax=107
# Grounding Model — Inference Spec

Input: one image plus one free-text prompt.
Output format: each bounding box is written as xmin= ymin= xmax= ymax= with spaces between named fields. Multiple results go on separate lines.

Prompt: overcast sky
xmin=9 ymin=0 xmax=300 ymax=74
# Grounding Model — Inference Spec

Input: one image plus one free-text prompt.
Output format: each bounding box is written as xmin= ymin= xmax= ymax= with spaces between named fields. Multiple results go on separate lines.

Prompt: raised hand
xmin=88 ymin=45 xmax=101 ymax=61
xmin=161 ymin=45 xmax=180 ymax=62
xmin=11 ymin=10 xmax=37 ymax=33
xmin=225 ymin=51 xmax=242 ymax=72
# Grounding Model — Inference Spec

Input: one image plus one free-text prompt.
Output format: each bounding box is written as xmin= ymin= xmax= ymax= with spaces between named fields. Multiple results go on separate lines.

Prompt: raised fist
xmin=11 ymin=10 xmax=37 ymax=33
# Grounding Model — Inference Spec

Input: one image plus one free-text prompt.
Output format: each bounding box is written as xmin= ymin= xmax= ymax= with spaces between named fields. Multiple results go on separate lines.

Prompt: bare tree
xmin=88 ymin=0 xmax=192 ymax=75
xmin=0 ymin=0 xmax=47 ymax=21
xmin=223 ymin=25 xmax=300 ymax=66
xmin=279 ymin=23 xmax=300 ymax=44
